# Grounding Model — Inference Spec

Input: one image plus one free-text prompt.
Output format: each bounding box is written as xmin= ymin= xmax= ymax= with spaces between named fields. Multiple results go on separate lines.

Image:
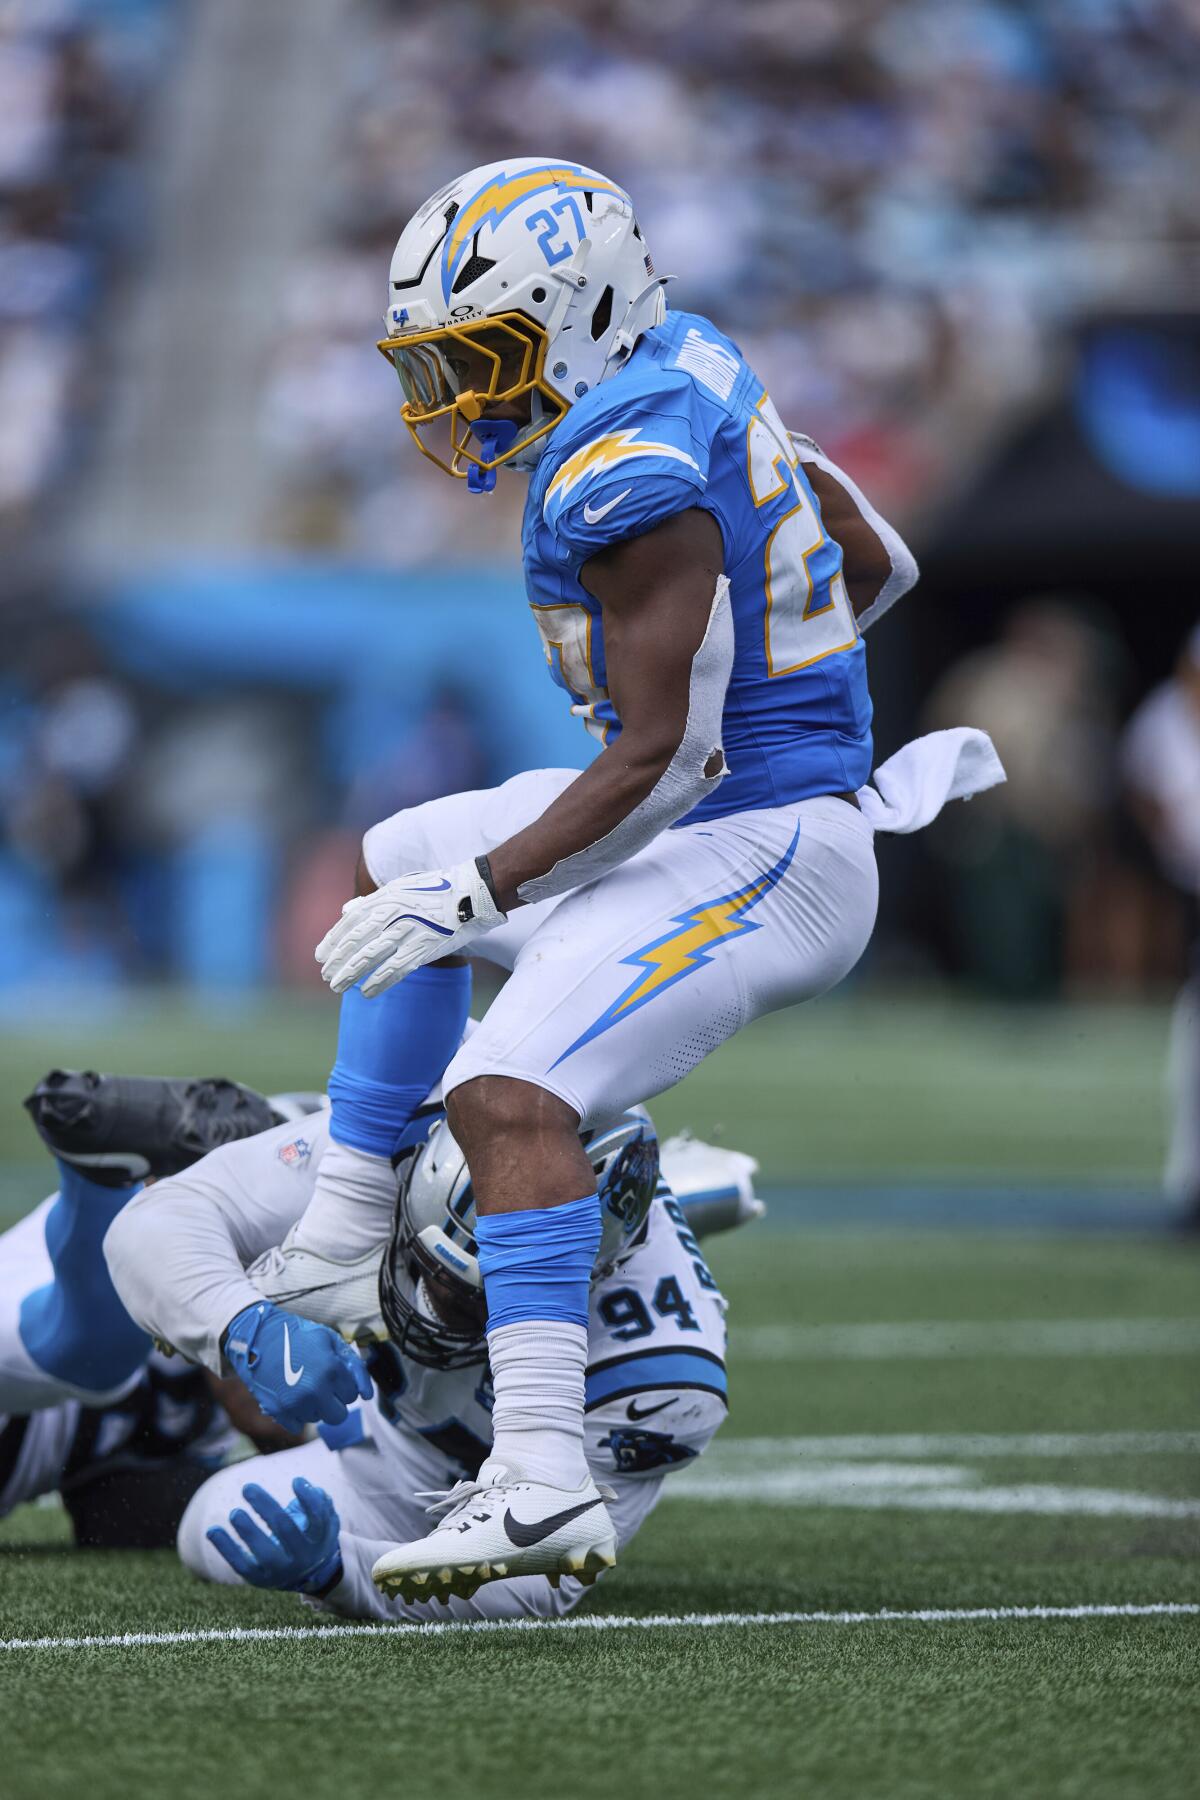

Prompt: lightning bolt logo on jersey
xmin=552 ymin=822 xmax=801 ymax=1064
xmin=523 ymin=310 xmax=873 ymax=820
xmin=545 ymin=430 xmax=703 ymax=502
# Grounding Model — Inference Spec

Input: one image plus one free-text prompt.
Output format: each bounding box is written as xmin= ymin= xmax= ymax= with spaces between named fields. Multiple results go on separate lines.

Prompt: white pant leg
xmin=0 ymin=1199 xmax=138 ymax=1413
xmin=444 ymin=795 xmax=878 ymax=1124
xmin=0 ymin=1203 xmax=58 ymax=1414
xmin=0 ymin=1403 xmax=82 ymax=1516
xmin=0 ymin=1202 xmax=133 ymax=1514
xmin=361 ymin=768 xmax=578 ymax=972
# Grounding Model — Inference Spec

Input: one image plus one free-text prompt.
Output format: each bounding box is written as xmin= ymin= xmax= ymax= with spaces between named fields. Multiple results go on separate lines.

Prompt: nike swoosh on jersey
xmin=502 ymin=1495 xmax=605 ymax=1548
xmin=282 ymin=1324 xmax=304 ymax=1387
xmin=582 ymin=488 xmax=631 ymax=525
xmin=625 ymin=1397 xmax=678 ymax=1422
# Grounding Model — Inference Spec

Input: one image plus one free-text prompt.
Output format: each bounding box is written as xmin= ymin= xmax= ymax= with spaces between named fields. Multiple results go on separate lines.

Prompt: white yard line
xmin=737 ymin=1318 xmax=1200 ymax=1359
xmin=1 ymin=1603 xmax=1196 ymax=1655
xmin=666 ymin=1437 xmax=1200 ymax=1518
xmin=667 ymin=1472 xmax=1200 ymax=1518
xmin=700 ymin=1432 xmax=1200 ymax=1459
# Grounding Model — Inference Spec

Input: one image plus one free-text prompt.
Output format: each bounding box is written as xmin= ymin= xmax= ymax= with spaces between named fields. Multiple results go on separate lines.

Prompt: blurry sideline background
xmin=0 ymin=0 xmax=1197 ymax=1216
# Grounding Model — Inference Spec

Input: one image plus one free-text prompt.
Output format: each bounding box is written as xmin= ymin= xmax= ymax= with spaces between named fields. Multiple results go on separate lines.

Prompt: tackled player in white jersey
xmin=0 ymin=1063 xmax=752 ymax=1611
xmin=104 ymin=1087 xmax=755 ymax=1618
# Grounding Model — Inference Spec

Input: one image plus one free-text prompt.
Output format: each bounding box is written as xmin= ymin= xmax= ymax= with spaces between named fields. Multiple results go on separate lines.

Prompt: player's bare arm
xmin=793 ymin=440 xmax=918 ymax=630
xmin=484 ymin=507 xmax=726 ymax=912
xmin=801 ymin=461 xmax=897 ymax=619
xmin=316 ymin=505 xmax=733 ymax=995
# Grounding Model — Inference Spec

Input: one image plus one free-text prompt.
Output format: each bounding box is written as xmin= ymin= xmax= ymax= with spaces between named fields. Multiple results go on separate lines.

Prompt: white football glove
xmin=316 ymin=858 xmax=505 ymax=996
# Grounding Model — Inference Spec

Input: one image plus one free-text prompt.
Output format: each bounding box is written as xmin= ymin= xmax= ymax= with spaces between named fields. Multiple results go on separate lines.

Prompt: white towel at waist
xmin=855 ymin=728 xmax=1006 ymax=834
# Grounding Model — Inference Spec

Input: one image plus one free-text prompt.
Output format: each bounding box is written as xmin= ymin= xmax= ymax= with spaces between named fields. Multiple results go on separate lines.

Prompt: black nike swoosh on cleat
xmin=502 ymin=1497 xmax=605 ymax=1548
xmin=625 ymin=1397 xmax=678 ymax=1422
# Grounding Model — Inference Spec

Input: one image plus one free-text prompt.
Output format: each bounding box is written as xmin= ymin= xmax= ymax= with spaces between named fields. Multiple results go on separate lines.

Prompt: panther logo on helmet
xmin=601 ymin=1137 xmax=661 ymax=1231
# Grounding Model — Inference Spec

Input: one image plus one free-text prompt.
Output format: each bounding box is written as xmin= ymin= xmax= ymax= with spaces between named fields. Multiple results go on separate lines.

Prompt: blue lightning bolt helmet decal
xmin=551 ymin=821 xmax=802 ymax=1067
xmin=439 ymin=163 xmax=627 ymax=303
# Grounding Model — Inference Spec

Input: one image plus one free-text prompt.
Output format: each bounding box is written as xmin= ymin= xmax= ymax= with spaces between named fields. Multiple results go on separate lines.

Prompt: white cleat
xmin=246 ymin=1239 xmax=387 ymax=1344
xmin=371 ymin=1460 xmax=618 ymax=1605
xmin=659 ymin=1133 xmax=765 ymax=1236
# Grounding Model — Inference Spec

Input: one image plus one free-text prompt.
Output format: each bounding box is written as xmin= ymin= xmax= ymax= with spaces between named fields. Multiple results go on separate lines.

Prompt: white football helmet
xmin=377 ymin=158 xmax=666 ymax=489
xmin=380 ymin=1107 xmax=661 ymax=1369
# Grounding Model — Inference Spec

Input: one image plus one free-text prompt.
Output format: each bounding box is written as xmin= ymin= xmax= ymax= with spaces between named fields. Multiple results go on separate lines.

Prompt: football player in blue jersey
xmin=264 ymin=158 xmax=994 ymax=1602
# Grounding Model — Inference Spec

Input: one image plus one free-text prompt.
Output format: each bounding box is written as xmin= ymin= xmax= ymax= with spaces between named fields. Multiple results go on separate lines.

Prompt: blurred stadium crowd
xmin=0 ymin=0 xmax=178 ymax=532
xmin=262 ymin=0 xmax=1199 ymax=560
xmin=0 ymin=611 xmax=501 ymax=993
xmin=6 ymin=595 xmax=1195 ymax=1002
xmin=0 ymin=0 xmax=1196 ymax=1001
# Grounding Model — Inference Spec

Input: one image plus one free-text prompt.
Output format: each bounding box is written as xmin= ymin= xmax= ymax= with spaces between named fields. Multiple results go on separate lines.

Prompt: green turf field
xmin=0 ymin=988 xmax=1174 ymax=1225
xmin=1 ymin=994 xmax=1197 ymax=1797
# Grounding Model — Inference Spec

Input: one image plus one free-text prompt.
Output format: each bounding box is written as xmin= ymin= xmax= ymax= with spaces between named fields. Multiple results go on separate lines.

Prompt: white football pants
xmin=364 ymin=771 xmax=878 ymax=1125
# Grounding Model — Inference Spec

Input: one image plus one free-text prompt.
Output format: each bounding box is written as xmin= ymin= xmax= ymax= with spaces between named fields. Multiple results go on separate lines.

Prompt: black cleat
xmin=23 ymin=1070 xmax=279 ymax=1186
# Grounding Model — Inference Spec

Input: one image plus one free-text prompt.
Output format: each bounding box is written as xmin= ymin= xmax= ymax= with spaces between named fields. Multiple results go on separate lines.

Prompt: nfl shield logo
xmin=277 ymin=1136 xmax=312 ymax=1169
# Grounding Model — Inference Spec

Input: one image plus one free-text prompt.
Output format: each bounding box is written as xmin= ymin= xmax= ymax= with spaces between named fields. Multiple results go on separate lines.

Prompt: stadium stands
xmin=257 ymin=0 xmax=1200 ymax=560
xmin=0 ymin=0 xmax=183 ymax=533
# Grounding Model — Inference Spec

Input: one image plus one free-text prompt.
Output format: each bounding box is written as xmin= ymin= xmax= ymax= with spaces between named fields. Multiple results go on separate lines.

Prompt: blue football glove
xmin=207 ymin=1476 xmax=342 ymax=1593
xmin=222 ymin=1300 xmax=372 ymax=1434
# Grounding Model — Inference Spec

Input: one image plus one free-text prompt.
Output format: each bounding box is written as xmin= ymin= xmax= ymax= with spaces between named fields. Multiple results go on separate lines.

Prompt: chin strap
xmin=604 ymin=275 xmax=670 ymax=375
xmin=466 ymin=418 xmax=519 ymax=493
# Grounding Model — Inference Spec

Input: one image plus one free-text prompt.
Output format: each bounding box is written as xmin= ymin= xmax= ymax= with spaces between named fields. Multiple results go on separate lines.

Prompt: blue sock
xmin=474 ymin=1193 xmax=602 ymax=1330
xmin=19 ymin=1161 xmax=151 ymax=1394
xmin=328 ymin=963 xmax=472 ymax=1156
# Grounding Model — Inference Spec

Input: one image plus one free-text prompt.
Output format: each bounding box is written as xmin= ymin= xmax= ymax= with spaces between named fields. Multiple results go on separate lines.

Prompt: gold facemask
xmin=376 ymin=313 xmax=568 ymax=482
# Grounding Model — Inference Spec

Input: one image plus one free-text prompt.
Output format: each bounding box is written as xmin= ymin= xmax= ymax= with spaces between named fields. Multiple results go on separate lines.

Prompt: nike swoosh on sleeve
xmin=502 ymin=1496 xmax=604 ymax=1548
xmin=582 ymin=489 xmax=632 ymax=525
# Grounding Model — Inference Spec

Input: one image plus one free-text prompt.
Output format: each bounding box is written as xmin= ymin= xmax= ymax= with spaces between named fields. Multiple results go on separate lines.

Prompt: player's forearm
xmin=491 ymin=575 xmax=734 ymax=910
xmin=485 ymin=737 xmax=681 ymax=911
xmin=797 ymin=447 xmax=917 ymax=630
xmin=103 ymin=1184 xmax=264 ymax=1374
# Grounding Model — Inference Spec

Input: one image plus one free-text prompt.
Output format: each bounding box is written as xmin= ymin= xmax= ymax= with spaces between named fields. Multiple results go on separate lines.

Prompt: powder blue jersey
xmin=523 ymin=309 xmax=873 ymax=821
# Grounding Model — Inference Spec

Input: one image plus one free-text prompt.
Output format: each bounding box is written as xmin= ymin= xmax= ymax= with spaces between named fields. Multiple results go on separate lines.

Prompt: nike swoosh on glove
xmin=208 ymin=1476 xmax=343 ymax=1593
xmin=222 ymin=1300 xmax=373 ymax=1434
xmin=315 ymin=857 xmax=504 ymax=997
